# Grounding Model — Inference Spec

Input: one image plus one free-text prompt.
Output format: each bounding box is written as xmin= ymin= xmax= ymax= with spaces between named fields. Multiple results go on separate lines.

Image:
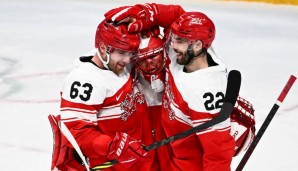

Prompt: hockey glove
xmin=140 ymin=25 xmax=160 ymax=38
xmin=104 ymin=3 xmax=159 ymax=33
xmin=104 ymin=5 xmax=132 ymax=23
xmin=107 ymin=132 xmax=148 ymax=168
xmin=230 ymin=97 xmax=256 ymax=156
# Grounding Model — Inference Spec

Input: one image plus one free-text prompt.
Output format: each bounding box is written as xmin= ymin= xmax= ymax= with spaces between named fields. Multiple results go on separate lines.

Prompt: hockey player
xmin=48 ymin=20 xmax=149 ymax=171
xmin=104 ymin=3 xmax=256 ymax=171
xmin=131 ymin=34 xmax=175 ymax=171
xmin=162 ymin=12 xmax=234 ymax=171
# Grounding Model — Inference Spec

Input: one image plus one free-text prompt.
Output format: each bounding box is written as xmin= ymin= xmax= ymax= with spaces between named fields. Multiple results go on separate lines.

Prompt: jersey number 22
xmin=203 ymin=92 xmax=224 ymax=110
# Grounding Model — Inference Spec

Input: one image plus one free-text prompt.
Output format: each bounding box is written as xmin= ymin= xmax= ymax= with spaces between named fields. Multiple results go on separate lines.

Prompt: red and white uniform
xmin=101 ymin=3 xmax=254 ymax=170
xmin=59 ymin=54 xmax=145 ymax=171
xmin=133 ymin=71 xmax=172 ymax=171
xmin=161 ymin=48 xmax=235 ymax=171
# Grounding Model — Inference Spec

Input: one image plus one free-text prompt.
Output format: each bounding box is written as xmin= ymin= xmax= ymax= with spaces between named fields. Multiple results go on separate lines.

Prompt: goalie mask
xmin=132 ymin=35 xmax=166 ymax=93
xmin=132 ymin=35 xmax=165 ymax=77
xmin=230 ymin=97 xmax=256 ymax=156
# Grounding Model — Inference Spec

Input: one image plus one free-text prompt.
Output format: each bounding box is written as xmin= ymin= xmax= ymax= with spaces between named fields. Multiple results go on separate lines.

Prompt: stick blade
xmin=226 ymin=70 xmax=241 ymax=105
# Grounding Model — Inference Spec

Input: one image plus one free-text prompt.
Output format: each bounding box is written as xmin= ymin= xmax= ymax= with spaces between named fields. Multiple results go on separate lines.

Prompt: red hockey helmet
xmin=95 ymin=20 xmax=140 ymax=52
xmin=133 ymin=35 xmax=165 ymax=76
xmin=170 ymin=12 xmax=215 ymax=49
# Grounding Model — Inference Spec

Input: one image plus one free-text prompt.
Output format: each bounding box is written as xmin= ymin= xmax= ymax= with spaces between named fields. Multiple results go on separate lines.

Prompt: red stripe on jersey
xmin=60 ymin=97 xmax=102 ymax=112
xmin=216 ymin=126 xmax=231 ymax=131
xmin=98 ymin=113 xmax=121 ymax=119
xmin=61 ymin=117 xmax=93 ymax=123
xmin=60 ymin=108 xmax=98 ymax=114
xmin=189 ymin=107 xmax=219 ymax=121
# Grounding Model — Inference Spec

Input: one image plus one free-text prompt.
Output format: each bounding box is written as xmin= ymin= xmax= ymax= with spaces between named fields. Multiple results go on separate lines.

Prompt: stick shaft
xmin=236 ymin=75 xmax=296 ymax=171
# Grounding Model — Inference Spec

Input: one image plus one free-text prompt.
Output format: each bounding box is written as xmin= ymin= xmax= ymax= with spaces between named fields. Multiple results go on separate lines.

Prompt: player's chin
xmin=115 ymin=65 xmax=125 ymax=75
xmin=147 ymin=67 xmax=157 ymax=74
xmin=176 ymin=53 xmax=183 ymax=59
xmin=116 ymin=63 xmax=124 ymax=69
xmin=176 ymin=58 xmax=186 ymax=65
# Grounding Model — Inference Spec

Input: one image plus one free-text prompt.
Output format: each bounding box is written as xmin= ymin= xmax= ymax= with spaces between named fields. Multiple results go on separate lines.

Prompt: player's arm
xmin=104 ymin=3 xmax=186 ymax=32
xmin=190 ymin=83 xmax=235 ymax=170
xmin=60 ymin=74 xmax=148 ymax=167
xmin=60 ymin=76 xmax=113 ymax=158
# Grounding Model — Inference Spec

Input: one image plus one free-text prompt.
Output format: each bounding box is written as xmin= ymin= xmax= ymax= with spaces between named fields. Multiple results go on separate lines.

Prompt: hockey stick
xmin=91 ymin=70 xmax=242 ymax=171
xmin=48 ymin=115 xmax=91 ymax=171
xmin=60 ymin=121 xmax=91 ymax=171
xmin=235 ymin=75 xmax=297 ymax=171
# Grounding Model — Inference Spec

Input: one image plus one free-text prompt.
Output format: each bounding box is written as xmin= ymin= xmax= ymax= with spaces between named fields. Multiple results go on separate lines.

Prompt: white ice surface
xmin=0 ymin=0 xmax=298 ymax=170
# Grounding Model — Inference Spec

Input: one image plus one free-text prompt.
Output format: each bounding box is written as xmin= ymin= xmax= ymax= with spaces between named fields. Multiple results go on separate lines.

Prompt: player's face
xmin=109 ymin=49 xmax=132 ymax=75
xmin=136 ymin=52 xmax=164 ymax=75
xmin=171 ymin=35 xmax=191 ymax=65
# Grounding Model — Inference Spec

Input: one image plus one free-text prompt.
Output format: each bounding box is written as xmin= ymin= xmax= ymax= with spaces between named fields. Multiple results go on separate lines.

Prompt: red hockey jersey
xmin=134 ymin=71 xmax=172 ymax=171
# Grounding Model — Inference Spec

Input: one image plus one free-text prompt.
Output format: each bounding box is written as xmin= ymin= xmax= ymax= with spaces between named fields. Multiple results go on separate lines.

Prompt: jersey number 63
xmin=70 ymin=81 xmax=93 ymax=101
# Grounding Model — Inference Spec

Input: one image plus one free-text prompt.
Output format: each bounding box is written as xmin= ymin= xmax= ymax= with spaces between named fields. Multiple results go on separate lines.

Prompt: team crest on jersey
xmin=120 ymin=92 xmax=145 ymax=121
xmin=163 ymin=80 xmax=175 ymax=120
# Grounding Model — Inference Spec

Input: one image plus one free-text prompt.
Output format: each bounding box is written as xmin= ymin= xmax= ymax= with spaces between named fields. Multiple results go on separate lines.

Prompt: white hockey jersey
xmin=163 ymin=48 xmax=229 ymax=133
xmin=160 ymin=47 xmax=235 ymax=171
xmin=59 ymin=55 xmax=145 ymax=169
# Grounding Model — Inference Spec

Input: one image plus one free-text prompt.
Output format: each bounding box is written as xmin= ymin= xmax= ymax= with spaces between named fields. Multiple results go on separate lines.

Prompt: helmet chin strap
xmin=185 ymin=43 xmax=205 ymax=65
xmin=185 ymin=44 xmax=195 ymax=65
xmin=97 ymin=49 xmax=110 ymax=70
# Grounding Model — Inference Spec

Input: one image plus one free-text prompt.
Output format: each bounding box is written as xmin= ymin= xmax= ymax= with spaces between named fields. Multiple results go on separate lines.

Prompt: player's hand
xmin=140 ymin=26 xmax=160 ymax=38
xmin=107 ymin=132 xmax=149 ymax=168
xmin=104 ymin=3 xmax=159 ymax=33
xmin=104 ymin=5 xmax=132 ymax=23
